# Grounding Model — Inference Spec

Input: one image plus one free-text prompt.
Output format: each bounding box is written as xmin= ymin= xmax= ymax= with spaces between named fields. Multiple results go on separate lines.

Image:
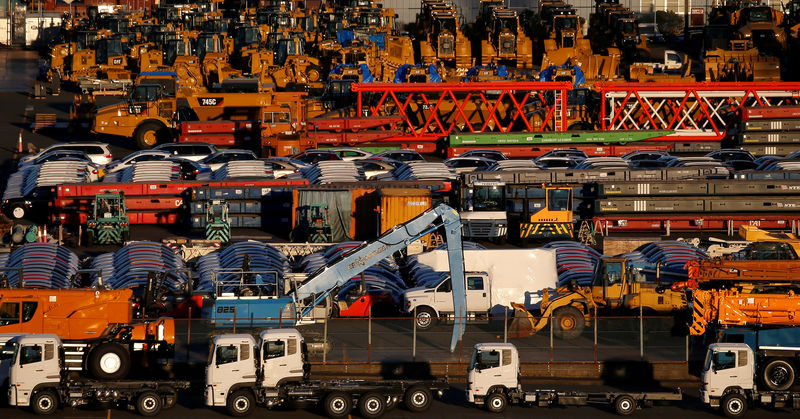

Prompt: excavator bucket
xmin=509 ymin=302 xmax=537 ymax=338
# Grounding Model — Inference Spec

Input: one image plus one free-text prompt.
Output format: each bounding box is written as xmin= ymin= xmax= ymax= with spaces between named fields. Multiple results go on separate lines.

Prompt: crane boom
xmin=294 ymin=204 xmax=467 ymax=351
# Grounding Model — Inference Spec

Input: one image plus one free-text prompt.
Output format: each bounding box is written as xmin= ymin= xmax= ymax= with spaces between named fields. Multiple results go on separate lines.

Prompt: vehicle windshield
xmin=0 ymin=340 xmax=17 ymax=360
xmin=744 ymin=7 xmax=772 ymax=23
xmin=471 ymin=349 xmax=500 ymax=370
xmin=711 ymin=350 xmax=736 ymax=371
xmin=468 ymin=185 xmax=505 ymax=211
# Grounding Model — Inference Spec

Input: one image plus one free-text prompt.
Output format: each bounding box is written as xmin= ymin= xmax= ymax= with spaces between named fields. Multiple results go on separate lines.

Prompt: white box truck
xmin=402 ymin=249 xmax=558 ymax=329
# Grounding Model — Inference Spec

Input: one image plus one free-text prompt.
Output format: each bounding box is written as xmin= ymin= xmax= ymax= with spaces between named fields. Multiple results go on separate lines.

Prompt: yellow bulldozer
xmin=480 ymin=8 xmax=533 ymax=68
xmin=510 ymin=257 xmax=687 ymax=339
xmin=541 ymin=14 xmax=620 ymax=84
xmin=704 ymin=39 xmax=781 ymax=81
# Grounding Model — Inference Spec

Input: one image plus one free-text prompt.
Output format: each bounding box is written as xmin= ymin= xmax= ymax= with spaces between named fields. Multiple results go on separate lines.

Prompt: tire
xmin=9 ymin=203 xmax=26 ymax=220
xmin=357 ymin=392 xmax=386 ymax=419
xmin=134 ymin=121 xmax=167 ymax=149
xmin=88 ymin=343 xmax=130 ymax=380
xmin=405 ymin=385 xmax=432 ymax=413
xmin=415 ymin=307 xmax=437 ymax=330
xmin=160 ymin=386 xmax=177 ymax=410
xmin=485 ymin=392 xmax=507 ymax=413
xmin=721 ymin=393 xmax=747 ymax=418
xmin=762 ymin=359 xmax=795 ymax=391
xmin=552 ymin=306 xmax=585 ymax=340
xmin=614 ymin=394 xmax=636 ymax=416
xmin=136 ymin=390 xmax=162 ymax=417
xmin=227 ymin=389 xmax=254 ymax=417
xmin=31 ymin=389 xmax=58 ymax=415
xmin=323 ymin=391 xmax=352 ymax=418
xmin=306 ymin=65 xmax=322 ymax=82
xmin=385 ymin=394 xmax=398 ymax=411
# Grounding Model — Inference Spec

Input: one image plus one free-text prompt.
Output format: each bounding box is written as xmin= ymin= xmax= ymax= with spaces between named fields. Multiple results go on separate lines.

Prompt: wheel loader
xmin=510 ymin=257 xmax=687 ymax=339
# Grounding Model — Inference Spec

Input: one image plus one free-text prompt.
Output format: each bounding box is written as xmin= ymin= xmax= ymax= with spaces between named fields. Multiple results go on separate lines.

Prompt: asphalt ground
xmin=2 ymin=384 xmax=797 ymax=418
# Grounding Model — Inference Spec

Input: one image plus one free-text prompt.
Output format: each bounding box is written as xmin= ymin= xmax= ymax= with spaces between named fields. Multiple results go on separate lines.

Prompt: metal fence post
xmin=639 ymin=299 xmax=644 ymax=361
xmin=233 ymin=306 xmax=237 ymax=334
xmin=686 ymin=334 xmax=689 ymax=362
xmin=323 ymin=313 xmax=328 ymax=365
xmin=549 ymin=314 xmax=554 ymax=362
xmin=593 ymin=306 xmax=598 ymax=363
xmin=503 ymin=309 xmax=507 ymax=343
xmin=186 ymin=307 xmax=192 ymax=363
xmin=412 ymin=306 xmax=417 ymax=362
xmin=368 ymin=306 xmax=372 ymax=364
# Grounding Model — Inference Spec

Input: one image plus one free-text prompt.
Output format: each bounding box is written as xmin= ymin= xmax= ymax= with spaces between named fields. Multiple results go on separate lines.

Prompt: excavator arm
xmin=294 ymin=204 xmax=467 ymax=352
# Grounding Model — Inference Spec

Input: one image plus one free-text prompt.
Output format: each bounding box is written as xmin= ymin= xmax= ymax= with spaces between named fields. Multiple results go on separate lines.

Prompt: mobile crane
xmin=204 ymin=203 xmax=468 ymax=352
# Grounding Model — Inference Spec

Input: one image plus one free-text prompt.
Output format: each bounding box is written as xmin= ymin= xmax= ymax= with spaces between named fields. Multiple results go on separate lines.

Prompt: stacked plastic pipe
xmin=196 ymin=241 xmax=290 ymax=293
xmin=0 ymin=243 xmax=79 ymax=288
xmin=90 ymin=241 xmax=188 ymax=290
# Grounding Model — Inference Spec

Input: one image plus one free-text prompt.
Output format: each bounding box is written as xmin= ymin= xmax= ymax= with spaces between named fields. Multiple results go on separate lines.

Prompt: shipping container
xmin=379 ymin=189 xmax=432 ymax=244
xmin=741 ymin=106 xmax=800 ymax=121
xmin=741 ymin=132 xmax=800 ymax=143
xmin=742 ymin=119 xmax=800 ymax=131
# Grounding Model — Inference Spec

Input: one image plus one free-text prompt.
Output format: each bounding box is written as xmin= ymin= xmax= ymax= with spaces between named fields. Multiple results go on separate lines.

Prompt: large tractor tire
xmin=134 ymin=121 xmax=167 ymax=149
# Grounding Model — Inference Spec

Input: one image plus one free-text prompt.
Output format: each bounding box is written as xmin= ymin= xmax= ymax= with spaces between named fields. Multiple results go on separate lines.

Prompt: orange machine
xmin=691 ymin=289 xmax=800 ymax=335
xmin=685 ymin=246 xmax=800 ymax=290
xmin=0 ymin=288 xmax=175 ymax=379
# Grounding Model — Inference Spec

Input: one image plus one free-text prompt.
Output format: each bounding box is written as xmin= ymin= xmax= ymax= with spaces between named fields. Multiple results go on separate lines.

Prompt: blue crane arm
xmin=294 ymin=204 xmax=467 ymax=352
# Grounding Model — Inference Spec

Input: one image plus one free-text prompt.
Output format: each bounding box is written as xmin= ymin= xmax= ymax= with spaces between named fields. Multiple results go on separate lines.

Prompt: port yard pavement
xmin=0 ymin=384 xmax=794 ymax=418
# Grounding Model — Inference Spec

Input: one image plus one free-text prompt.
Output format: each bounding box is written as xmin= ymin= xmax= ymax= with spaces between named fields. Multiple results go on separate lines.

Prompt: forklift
xmin=86 ymin=192 xmax=130 ymax=246
xmin=291 ymin=203 xmax=333 ymax=243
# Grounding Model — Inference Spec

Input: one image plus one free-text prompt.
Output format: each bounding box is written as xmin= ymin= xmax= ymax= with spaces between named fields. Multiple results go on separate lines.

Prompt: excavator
xmin=204 ymin=204 xmax=468 ymax=352
xmin=510 ymin=256 xmax=688 ymax=339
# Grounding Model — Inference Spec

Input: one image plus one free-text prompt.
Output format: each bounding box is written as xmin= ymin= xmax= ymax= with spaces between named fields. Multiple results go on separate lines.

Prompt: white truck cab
xmin=205 ymin=328 xmax=308 ymax=408
xmin=403 ymin=272 xmax=491 ymax=328
xmin=700 ymin=343 xmax=756 ymax=407
xmin=8 ymin=334 xmax=61 ymax=409
xmin=466 ymin=343 xmax=520 ymax=405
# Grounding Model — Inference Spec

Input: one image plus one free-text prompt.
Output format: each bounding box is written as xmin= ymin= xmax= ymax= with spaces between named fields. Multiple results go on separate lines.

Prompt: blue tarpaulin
xmin=368 ymin=34 xmax=386 ymax=50
xmin=539 ymin=64 xmax=585 ymax=87
xmin=337 ymin=30 xmax=355 ymax=47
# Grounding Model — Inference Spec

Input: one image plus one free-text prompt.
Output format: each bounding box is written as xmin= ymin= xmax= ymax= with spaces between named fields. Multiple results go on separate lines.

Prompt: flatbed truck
xmin=5 ymin=334 xmax=190 ymax=416
xmin=206 ymin=328 xmax=448 ymax=418
xmin=466 ymin=343 xmax=682 ymax=415
xmin=702 ymin=342 xmax=800 ymax=417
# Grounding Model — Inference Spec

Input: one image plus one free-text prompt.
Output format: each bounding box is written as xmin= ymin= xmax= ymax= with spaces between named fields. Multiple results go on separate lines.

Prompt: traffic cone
xmin=17 ymin=131 xmax=23 ymax=154
xmin=36 ymin=227 xmax=42 ymax=242
xmin=43 ymin=225 xmax=47 ymax=242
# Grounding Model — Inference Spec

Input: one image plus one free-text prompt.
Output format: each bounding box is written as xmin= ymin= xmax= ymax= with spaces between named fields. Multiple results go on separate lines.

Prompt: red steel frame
xmin=351 ymin=82 xmax=573 ymax=140
xmin=596 ymin=82 xmax=800 ymax=141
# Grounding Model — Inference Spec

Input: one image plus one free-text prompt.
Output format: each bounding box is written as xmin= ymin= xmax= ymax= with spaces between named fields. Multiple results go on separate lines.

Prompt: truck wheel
xmin=415 ymin=307 xmax=437 ymax=330
xmin=324 ymin=391 xmax=352 ymax=418
xmin=358 ymin=392 xmax=386 ymax=419
xmin=136 ymin=390 xmax=162 ymax=417
xmin=31 ymin=389 xmax=58 ymax=415
xmin=385 ymin=394 xmax=398 ymax=411
xmin=135 ymin=121 xmax=166 ymax=149
xmin=614 ymin=394 xmax=636 ymax=415
xmin=9 ymin=203 xmax=26 ymax=220
xmin=88 ymin=343 xmax=130 ymax=380
xmin=762 ymin=359 xmax=795 ymax=391
xmin=721 ymin=393 xmax=747 ymax=418
xmin=404 ymin=385 xmax=432 ymax=412
xmin=227 ymin=389 xmax=254 ymax=417
xmin=552 ymin=306 xmax=584 ymax=340
xmin=485 ymin=392 xmax=507 ymax=413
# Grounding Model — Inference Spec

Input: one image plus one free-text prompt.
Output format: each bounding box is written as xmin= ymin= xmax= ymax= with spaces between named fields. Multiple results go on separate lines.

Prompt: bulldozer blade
xmin=508 ymin=302 xmax=536 ymax=338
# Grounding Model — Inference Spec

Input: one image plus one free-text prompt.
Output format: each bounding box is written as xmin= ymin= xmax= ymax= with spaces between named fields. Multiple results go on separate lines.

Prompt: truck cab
xmin=701 ymin=343 xmax=756 ymax=408
xmin=205 ymin=329 xmax=309 ymax=407
xmin=466 ymin=343 xmax=520 ymax=405
xmin=8 ymin=334 xmax=61 ymax=409
xmin=403 ymin=272 xmax=491 ymax=329
xmin=460 ymin=179 xmax=508 ymax=240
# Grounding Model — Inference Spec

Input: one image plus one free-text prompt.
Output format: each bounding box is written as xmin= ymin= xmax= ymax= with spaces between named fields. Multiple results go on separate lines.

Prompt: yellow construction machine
xmin=510 ymin=257 xmax=687 ymax=339
xmin=704 ymin=39 xmax=781 ymax=81
xmin=418 ymin=9 xmax=472 ymax=70
xmin=628 ymin=50 xmax=695 ymax=82
xmin=519 ymin=186 xmax=575 ymax=239
xmin=540 ymin=14 xmax=621 ymax=83
xmin=480 ymin=8 xmax=533 ymax=68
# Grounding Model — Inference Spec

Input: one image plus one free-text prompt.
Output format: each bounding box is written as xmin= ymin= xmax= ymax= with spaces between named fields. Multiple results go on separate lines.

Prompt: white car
xmin=354 ymin=159 xmax=395 ymax=179
xmin=263 ymin=157 xmax=307 ymax=178
xmin=20 ymin=142 xmax=112 ymax=166
xmin=328 ymin=148 xmax=373 ymax=161
xmin=201 ymin=149 xmax=258 ymax=171
xmin=106 ymin=150 xmax=171 ymax=173
xmin=443 ymin=156 xmax=494 ymax=174
xmin=153 ymin=142 xmax=218 ymax=161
